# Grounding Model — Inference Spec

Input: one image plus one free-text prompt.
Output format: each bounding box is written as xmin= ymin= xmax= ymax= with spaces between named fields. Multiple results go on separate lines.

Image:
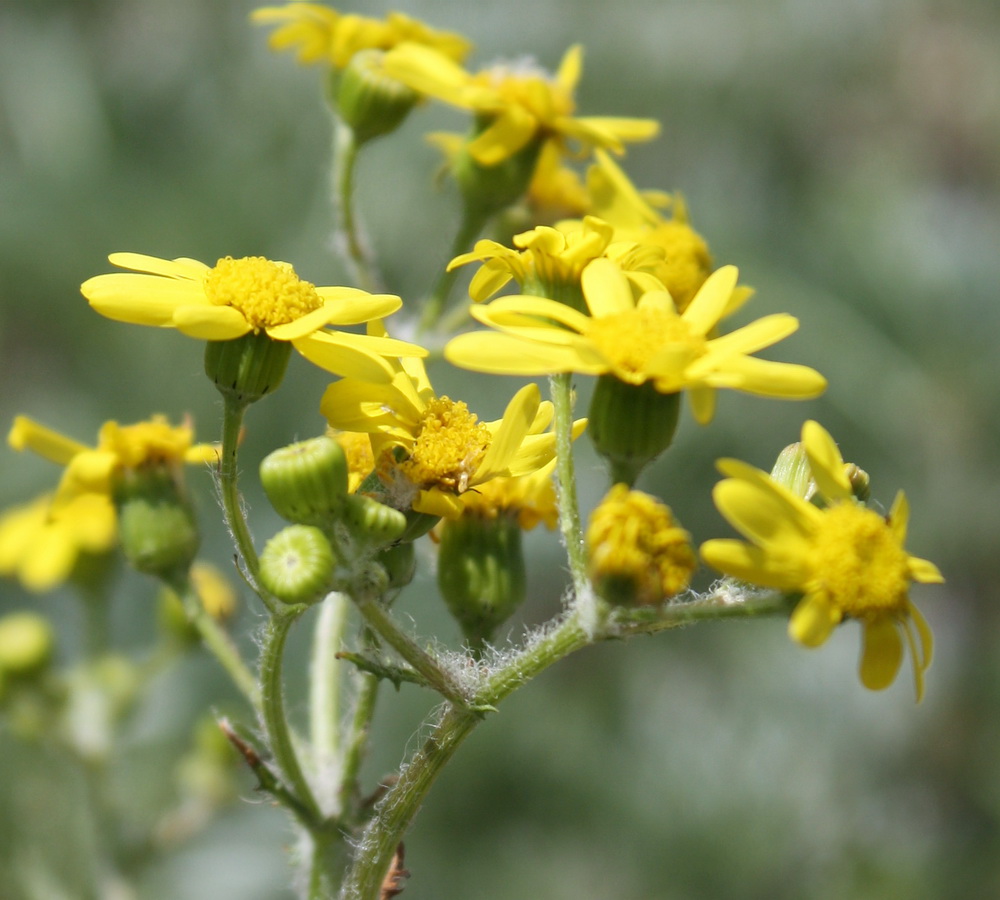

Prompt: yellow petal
xmin=82 ymin=274 xmax=203 ymax=326
xmin=581 ymin=257 xmax=635 ymax=317
xmin=467 ymin=105 xmax=539 ymax=165
xmin=909 ymin=555 xmax=944 ymax=584
xmin=687 ymin=386 xmax=716 ymax=425
xmin=697 ymin=356 xmax=828 ymax=399
xmin=413 ymin=488 xmax=464 ymax=519
xmin=789 ymin=593 xmax=841 ymax=647
xmin=22 ymin=525 xmax=78 ymax=592
xmin=382 ymin=43 xmax=472 ymax=107
xmin=802 ymin=420 xmax=852 ymax=501
xmin=888 ymin=490 xmax=909 ymax=544
xmin=320 ymin=379 xmax=420 ymax=437
xmin=858 ymin=616 xmax=904 ymax=691
xmin=711 ymin=478 xmax=817 ymax=554
xmin=8 ymin=416 xmax=89 ymax=464
xmin=313 ymin=289 xmax=403 ymax=324
xmin=467 ymin=264 xmax=515 ymax=303
xmin=444 ymin=332 xmax=603 ymax=375
xmin=700 ymin=539 xmax=805 ymax=589
xmin=172 ymin=305 xmax=252 ymax=340
xmin=473 ymin=295 xmax=591 ymax=334
xmin=906 ymin=600 xmax=934 ymax=672
xmin=475 ymin=383 xmax=540 ymax=481
xmin=706 ymin=314 xmax=799 ymax=358
xmin=681 ymin=265 xmax=739 ymax=335
xmin=556 ymin=44 xmax=583 ymax=93
xmin=295 ymin=332 xmax=397 ymax=382
xmin=106 ymin=252 xmax=208 ymax=279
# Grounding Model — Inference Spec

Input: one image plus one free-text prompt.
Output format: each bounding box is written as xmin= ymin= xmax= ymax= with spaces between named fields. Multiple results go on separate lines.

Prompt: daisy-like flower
xmin=0 ymin=491 xmax=116 ymax=593
xmin=445 ymin=257 xmax=826 ymax=424
xmin=251 ymin=5 xmax=471 ymax=69
xmin=9 ymin=415 xmax=218 ymax=498
xmin=449 ymin=216 xmax=663 ymax=308
xmin=700 ymin=420 xmax=944 ymax=700
xmin=319 ymin=337 xmax=583 ymax=518
xmin=447 ymin=459 xmax=560 ymax=532
xmin=382 ymin=43 xmax=659 ymax=167
xmin=583 ymin=149 xmax=751 ymax=314
xmin=81 ymin=254 xmax=424 ymax=383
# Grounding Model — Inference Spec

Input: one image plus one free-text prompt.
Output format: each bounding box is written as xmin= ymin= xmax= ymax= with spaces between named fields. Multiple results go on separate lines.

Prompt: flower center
xmin=648 ymin=221 xmax=713 ymax=312
xmin=585 ymin=307 xmax=706 ymax=383
xmin=480 ymin=60 xmax=574 ymax=120
xmin=204 ymin=257 xmax=322 ymax=331
xmin=809 ymin=503 xmax=911 ymax=617
xmin=397 ymin=397 xmax=491 ymax=493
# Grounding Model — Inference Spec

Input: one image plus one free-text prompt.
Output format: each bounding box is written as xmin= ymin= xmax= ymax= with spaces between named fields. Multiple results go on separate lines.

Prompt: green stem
xmin=342 ymin=587 xmax=791 ymax=895
xmin=219 ymin=395 xmax=278 ymax=612
xmin=340 ymin=704 xmax=480 ymax=900
xmin=548 ymin=373 xmax=588 ymax=596
xmin=310 ymin=592 xmax=350 ymax=813
xmin=337 ymin=668 xmax=380 ymax=822
xmin=417 ymin=206 xmax=490 ymax=334
xmin=333 ymin=120 xmax=380 ymax=293
xmin=353 ymin=594 xmax=468 ymax=706
xmin=260 ymin=610 xmax=322 ymax=824
xmin=171 ymin=575 xmax=261 ymax=712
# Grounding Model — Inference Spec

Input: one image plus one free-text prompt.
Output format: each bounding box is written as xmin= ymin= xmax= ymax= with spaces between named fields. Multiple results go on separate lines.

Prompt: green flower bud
xmin=587 ymin=375 xmax=681 ymax=487
xmin=341 ymin=493 xmax=407 ymax=548
xmin=0 ymin=612 xmax=54 ymax=677
xmin=115 ymin=468 xmax=199 ymax=580
xmin=375 ymin=540 xmax=416 ymax=592
xmin=204 ymin=331 xmax=292 ymax=404
xmin=337 ymin=49 xmax=418 ymax=146
xmin=260 ymin=436 xmax=349 ymax=524
xmin=453 ymin=128 xmax=543 ymax=220
xmin=259 ymin=525 xmax=336 ymax=604
xmin=769 ymin=441 xmax=814 ymax=501
xmin=845 ymin=463 xmax=871 ymax=502
xmin=437 ymin=513 xmax=525 ymax=649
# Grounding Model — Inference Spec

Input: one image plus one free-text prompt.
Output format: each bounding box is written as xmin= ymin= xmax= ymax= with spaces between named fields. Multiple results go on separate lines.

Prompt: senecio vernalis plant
xmin=0 ymin=5 xmax=943 ymax=899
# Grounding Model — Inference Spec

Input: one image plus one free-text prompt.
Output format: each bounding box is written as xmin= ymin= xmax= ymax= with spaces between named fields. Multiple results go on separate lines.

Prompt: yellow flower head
xmin=700 ymin=420 xmax=944 ymax=700
xmin=319 ymin=341 xmax=583 ymax=519
xmin=583 ymin=150 xmax=750 ymax=314
xmin=82 ymin=253 xmax=425 ymax=382
xmin=586 ymin=484 xmax=696 ymax=606
xmin=383 ymin=43 xmax=659 ymax=167
xmin=449 ymin=216 xmax=663 ymax=305
xmin=251 ymin=4 xmax=471 ymax=69
xmin=9 ymin=414 xmax=217 ymax=498
xmin=0 ymin=491 xmax=117 ymax=593
xmin=445 ymin=258 xmax=827 ymax=424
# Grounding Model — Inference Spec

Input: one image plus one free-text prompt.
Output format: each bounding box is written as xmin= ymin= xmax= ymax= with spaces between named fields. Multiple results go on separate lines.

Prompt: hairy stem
xmin=310 ymin=592 xmax=351 ymax=815
xmin=417 ymin=207 xmax=489 ymax=334
xmin=548 ymin=373 xmax=588 ymax=596
xmin=333 ymin=121 xmax=381 ymax=293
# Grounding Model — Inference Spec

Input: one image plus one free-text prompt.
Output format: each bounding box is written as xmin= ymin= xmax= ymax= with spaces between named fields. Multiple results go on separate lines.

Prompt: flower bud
xmin=769 ymin=441 xmax=814 ymax=501
xmin=587 ymin=375 xmax=681 ymax=487
xmin=0 ymin=612 xmax=54 ymax=677
xmin=453 ymin=128 xmax=544 ymax=220
xmin=586 ymin=485 xmax=696 ymax=607
xmin=845 ymin=463 xmax=871 ymax=502
xmin=259 ymin=525 xmax=336 ymax=605
xmin=115 ymin=468 xmax=199 ymax=579
xmin=337 ymin=49 xmax=418 ymax=145
xmin=437 ymin=513 xmax=525 ymax=648
xmin=260 ymin=436 xmax=349 ymax=525
xmin=375 ymin=540 xmax=416 ymax=591
xmin=204 ymin=331 xmax=292 ymax=404
xmin=340 ymin=493 xmax=407 ymax=548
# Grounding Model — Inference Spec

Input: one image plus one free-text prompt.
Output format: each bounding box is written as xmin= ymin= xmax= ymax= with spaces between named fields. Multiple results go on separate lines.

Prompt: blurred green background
xmin=2 ymin=0 xmax=998 ymax=897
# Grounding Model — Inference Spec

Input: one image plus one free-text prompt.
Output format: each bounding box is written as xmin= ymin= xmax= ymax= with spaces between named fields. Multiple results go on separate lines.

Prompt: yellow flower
xmin=700 ymin=420 xmax=944 ymax=700
xmin=251 ymin=4 xmax=471 ymax=69
xmin=0 ymin=491 xmax=117 ymax=592
xmin=329 ymin=430 xmax=376 ymax=494
xmin=583 ymin=149 xmax=750 ymax=314
xmin=586 ymin=484 xmax=696 ymax=606
xmin=449 ymin=216 xmax=663 ymax=305
xmin=382 ymin=43 xmax=659 ymax=166
xmin=81 ymin=253 xmax=423 ymax=382
xmin=319 ymin=348 xmax=582 ymax=519
xmin=9 ymin=415 xmax=218 ymax=498
xmin=445 ymin=258 xmax=826 ymax=424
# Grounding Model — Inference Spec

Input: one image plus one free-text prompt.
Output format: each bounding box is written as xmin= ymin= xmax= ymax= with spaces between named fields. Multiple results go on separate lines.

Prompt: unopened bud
xmin=259 ymin=525 xmax=336 ymax=605
xmin=260 ymin=436 xmax=349 ymax=525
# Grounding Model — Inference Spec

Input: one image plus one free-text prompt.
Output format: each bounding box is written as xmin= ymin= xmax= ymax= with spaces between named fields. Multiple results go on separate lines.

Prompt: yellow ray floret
xmin=383 ymin=43 xmax=659 ymax=166
xmin=445 ymin=258 xmax=826 ymax=424
xmin=700 ymin=420 xmax=944 ymax=701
